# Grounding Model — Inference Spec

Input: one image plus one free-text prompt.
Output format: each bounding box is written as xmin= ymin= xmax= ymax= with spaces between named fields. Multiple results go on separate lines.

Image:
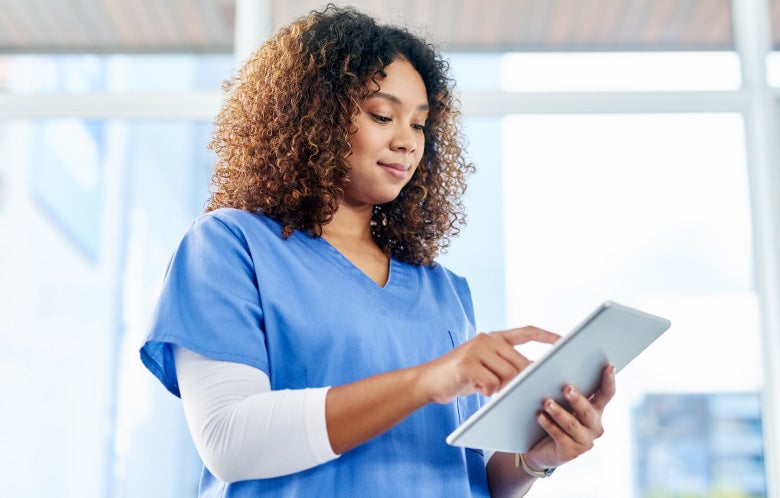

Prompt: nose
xmin=391 ymin=126 xmax=417 ymax=153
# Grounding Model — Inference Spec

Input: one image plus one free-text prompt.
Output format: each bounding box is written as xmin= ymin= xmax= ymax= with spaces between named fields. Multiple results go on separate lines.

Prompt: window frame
xmin=0 ymin=0 xmax=777 ymax=496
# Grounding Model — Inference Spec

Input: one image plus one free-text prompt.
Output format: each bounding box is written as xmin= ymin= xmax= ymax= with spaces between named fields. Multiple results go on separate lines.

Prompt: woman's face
xmin=343 ymin=58 xmax=429 ymax=208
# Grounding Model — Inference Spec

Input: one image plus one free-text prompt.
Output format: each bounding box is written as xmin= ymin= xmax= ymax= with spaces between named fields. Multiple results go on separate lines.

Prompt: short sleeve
xmin=452 ymin=274 xmax=476 ymax=331
xmin=139 ymin=214 xmax=268 ymax=397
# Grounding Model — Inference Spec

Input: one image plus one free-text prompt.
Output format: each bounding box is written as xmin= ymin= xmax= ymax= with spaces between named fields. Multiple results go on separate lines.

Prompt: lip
xmin=378 ymin=162 xmax=411 ymax=180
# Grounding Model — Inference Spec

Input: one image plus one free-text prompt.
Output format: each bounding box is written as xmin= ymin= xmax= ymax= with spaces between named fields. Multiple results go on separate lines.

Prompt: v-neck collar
xmin=300 ymin=233 xmax=417 ymax=298
xmin=312 ymin=234 xmax=394 ymax=289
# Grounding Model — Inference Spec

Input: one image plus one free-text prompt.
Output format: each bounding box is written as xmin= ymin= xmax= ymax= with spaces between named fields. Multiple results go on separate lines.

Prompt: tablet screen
xmin=446 ymin=301 xmax=671 ymax=453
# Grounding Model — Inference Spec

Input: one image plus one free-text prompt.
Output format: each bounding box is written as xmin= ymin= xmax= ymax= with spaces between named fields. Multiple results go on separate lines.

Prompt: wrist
xmin=522 ymin=448 xmax=547 ymax=471
xmin=515 ymin=452 xmax=556 ymax=479
xmin=410 ymin=359 xmax=451 ymax=405
xmin=407 ymin=364 xmax=436 ymax=406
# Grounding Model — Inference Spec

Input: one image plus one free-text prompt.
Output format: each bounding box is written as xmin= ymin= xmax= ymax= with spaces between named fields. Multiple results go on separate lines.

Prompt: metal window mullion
xmin=234 ymin=0 xmax=272 ymax=68
xmin=0 ymin=92 xmax=221 ymax=120
xmin=732 ymin=1 xmax=780 ymax=498
xmin=0 ymin=90 xmax=755 ymax=122
xmin=461 ymin=90 xmax=750 ymax=115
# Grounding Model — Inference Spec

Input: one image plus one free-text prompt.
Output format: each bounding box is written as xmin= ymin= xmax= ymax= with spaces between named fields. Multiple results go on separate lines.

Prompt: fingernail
xmin=565 ymin=385 xmax=574 ymax=399
xmin=544 ymin=399 xmax=554 ymax=410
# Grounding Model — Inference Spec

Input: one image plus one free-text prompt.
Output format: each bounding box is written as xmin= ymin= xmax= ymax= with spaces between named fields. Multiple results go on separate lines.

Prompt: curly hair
xmin=206 ymin=4 xmax=474 ymax=266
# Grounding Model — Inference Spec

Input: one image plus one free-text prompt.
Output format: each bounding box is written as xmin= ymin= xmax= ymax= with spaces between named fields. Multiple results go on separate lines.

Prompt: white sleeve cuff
xmin=305 ymin=383 xmax=340 ymax=462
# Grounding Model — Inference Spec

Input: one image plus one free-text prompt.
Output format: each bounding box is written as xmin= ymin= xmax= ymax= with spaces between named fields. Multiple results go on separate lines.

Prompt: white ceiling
xmin=0 ymin=0 xmax=769 ymax=54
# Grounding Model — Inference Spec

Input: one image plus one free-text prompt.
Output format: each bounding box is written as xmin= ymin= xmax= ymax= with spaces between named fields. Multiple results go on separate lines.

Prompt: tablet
xmin=445 ymin=301 xmax=671 ymax=453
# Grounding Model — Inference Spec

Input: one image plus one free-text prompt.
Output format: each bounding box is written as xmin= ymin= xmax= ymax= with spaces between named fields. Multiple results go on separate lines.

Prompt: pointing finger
xmin=495 ymin=326 xmax=561 ymax=346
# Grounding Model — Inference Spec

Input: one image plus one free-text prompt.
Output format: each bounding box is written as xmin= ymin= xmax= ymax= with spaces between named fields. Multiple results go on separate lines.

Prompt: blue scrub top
xmin=141 ymin=208 xmax=489 ymax=497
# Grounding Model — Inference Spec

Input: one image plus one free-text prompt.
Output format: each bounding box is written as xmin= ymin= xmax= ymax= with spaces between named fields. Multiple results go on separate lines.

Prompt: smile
xmin=378 ymin=162 xmax=411 ymax=179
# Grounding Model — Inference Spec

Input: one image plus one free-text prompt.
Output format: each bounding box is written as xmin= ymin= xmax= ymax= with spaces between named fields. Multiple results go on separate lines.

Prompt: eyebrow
xmin=367 ymin=91 xmax=429 ymax=111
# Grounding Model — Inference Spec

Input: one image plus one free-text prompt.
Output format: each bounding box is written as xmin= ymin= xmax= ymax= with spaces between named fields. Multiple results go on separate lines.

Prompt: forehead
xmin=369 ymin=59 xmax=428 ymax=105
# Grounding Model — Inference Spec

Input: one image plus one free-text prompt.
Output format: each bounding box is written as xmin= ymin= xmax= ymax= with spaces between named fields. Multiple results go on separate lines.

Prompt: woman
xmin=140 ymin=5 xmax=615 ymax=497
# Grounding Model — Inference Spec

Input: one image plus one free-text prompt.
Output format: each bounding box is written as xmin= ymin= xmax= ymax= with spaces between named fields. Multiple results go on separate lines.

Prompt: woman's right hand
xmin=326 ymin=326 xmax=559 ymax=455
xmin=417 ymin=327 xmax=561 ymax=404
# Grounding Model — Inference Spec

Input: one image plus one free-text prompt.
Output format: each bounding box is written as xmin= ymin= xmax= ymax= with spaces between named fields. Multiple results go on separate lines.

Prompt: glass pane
xmin=112 ymin=119 xmax=211 ymax=498
xmin=447 ymin=52 xmax=503 ymax=91
xmin=0 ymin=118 xmax=211 ymax=498
xmin=765 ymin=52 xmax=780 ymax=86
xmin=0 ymin=54 xmax=233 ymax=93
xmin=500 ymin=52 xmax=741 ymax=92
xmin=439 ymin=116 xmax=507 ymax=332
xmin=502 ymin=114 xmax=765 ymax=497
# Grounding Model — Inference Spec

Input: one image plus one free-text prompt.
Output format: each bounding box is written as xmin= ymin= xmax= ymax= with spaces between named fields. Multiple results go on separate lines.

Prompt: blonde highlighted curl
xmin=206 ymin=5 xmax=474 ymax=266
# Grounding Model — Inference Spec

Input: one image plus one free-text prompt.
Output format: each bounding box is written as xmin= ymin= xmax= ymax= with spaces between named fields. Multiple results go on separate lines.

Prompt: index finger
xmin=494 ymin=326 xmax=561 ymax=346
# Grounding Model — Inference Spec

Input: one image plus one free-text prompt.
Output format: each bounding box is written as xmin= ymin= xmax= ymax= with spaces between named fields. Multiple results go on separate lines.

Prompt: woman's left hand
xmin=522 ymin=364 xmax=616 ymax=472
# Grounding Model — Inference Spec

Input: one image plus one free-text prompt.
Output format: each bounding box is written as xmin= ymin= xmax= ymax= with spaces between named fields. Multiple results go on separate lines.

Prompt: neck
xmin=320 ymin=203 xmax=390 ymax=287
xmin=322 ymin=203 xmax=374 ymax=241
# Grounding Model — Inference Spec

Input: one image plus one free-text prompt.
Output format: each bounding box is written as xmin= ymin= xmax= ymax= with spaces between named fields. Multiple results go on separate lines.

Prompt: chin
xmin=376 ymin=191 xmax=405 ymax=205
xmin=344 ymin=185 xmax=407 ymax=207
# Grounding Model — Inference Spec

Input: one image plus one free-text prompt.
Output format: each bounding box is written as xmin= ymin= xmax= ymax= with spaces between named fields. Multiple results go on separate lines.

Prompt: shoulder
xmin=182 ymin=208 xmax=286 ymax=248
xmin=195 ymin=208 xmax=281 ymax=237
xmin=170 ymin=208 xmax=286 ymax=264
xmin=429 ymin=261 xmax=475 ymax=319
xmin=402 ymin=259 xmax=476 ymax=329
xmin=410 ymin=260 xmax=472 ymax=304
xmin=427 ymin=260 xmax=470 ymax=289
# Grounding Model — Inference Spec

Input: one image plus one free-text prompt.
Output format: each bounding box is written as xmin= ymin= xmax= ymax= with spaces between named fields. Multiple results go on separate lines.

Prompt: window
xmin=501 ymin=113 xmax=763 ymax=497
xmin=442 ymin=39 xmax=776 ymax=495
xmin=0 ymin=54 xmax=228 ymax=498
xmin=3 ymin=2 xmax=780 ymax=497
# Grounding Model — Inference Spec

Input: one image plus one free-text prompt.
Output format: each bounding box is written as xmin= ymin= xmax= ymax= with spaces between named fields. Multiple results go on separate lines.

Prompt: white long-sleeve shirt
xmin=173 ymin=346 xmax=339 ymax=483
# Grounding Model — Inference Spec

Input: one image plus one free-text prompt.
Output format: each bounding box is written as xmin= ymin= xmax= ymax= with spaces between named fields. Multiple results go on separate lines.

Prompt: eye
xmin=371 ymin=113 xmax=391 ymax=123
xmin=412 ymin=123 xmax=426 ymax=132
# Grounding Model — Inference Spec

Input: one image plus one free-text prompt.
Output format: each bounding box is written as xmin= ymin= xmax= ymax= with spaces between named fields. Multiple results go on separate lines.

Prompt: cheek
xmin=414 ymin=152 xmax=423 ymax=169
xmin=415 ymin=141 xmax=426 ymax=164
xmin=349 ymin=129 xmax=377 ymax=156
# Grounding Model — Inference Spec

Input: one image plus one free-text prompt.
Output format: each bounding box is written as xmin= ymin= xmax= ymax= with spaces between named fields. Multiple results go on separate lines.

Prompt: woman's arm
xmin=175 ymin=327 xmax=559 ymax=482
xmin=486 ymin=452 xmax=537 ymax=498
xmin=325 ymin=327 xmax=559 ymax=454
xmin=486 ymin=365 xmax=617 ymax=498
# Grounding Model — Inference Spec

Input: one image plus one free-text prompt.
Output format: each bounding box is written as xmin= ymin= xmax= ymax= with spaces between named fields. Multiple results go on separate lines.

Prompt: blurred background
xmin=1 ymin=0 xmax=780 ymax=497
